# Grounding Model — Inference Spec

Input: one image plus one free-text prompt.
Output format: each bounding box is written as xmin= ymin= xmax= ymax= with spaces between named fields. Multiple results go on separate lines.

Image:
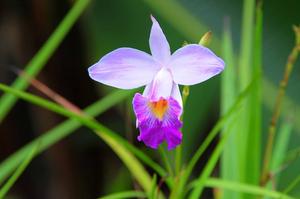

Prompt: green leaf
xmin=188 ymin=109 xmax=241 ymax=199
xmin=271 ymin=122 xmax=293 ymax=177
xmin=284 ymin=175 xmax=300 ymax=195
xmin=244 ymin=0 xmax=263 ymax=193
xmin=0 ymin=141 xmax=39 ymax=198
xmin=0 ymin=89 xmax=133 ymax=185
xmin=238 ymin=1 xmax=259 ymax=198
xmin=204 ymin=178 xmax=295 ymax=199
xmin=149 ymin=174 xmax=158 ymax=199
xmin=220 ymin=19 xmax=239 ymax=199
xmin=0 ymin=83 xmax=156 ymax=193
xmin=98 ymin=190 xmax=147 ymax=199
xmin=170 ymin=80 xmax=254 ymax=199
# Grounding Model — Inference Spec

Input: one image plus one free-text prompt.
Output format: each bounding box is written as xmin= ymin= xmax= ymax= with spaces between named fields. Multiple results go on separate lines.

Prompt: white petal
xmin=168 ymin=44 xmax=225 ymax=85
xmin=142 ymin=83 xmax=152 ymax=97
xmin=171 ymin=83 xmax=182 ymax=108
xmin=149 ymin=15 xmax=171 ymax=65
xmin=145 ymin=68 xmax=173 ymax=101
xmin=88 ymin=48 xmax=160 ymax=89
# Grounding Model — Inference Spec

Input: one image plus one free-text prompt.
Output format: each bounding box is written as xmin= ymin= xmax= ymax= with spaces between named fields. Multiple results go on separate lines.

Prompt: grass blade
xmin=97 ymin=131 xmax=153 ymax=194
xmin=283 ymin=175 xmax=300 ymax=195
xmin=98 ymin=190 xmax=147 ymax=199
xmin=188 ymin=109 xmax=240 ymax=199
xmin=170 ymin=80 xmax=254 ymax=199
xmin=238 ymin=0 xmax=257 ymax=196
xmin=0 ymin=0 xmax=90 ymax=122
xmin=220 ymin=19 xmax=238 ymax=199
xmin=0 ymin=84 xmax=163 ymax=193
xmin=204 ymin=178 xmax=295 ymax=199
xmin=239 ymin=0 xmax=255 ymax=90
xmin=245 ymin=0 xmax=263 ymax=191
xmin=0 ymin=141 xmax=39 ymax=198
xmin=0 ymin=89 xmax=134 ymax=185
xmin=271 ymin=122 xmax=293 ymax=176
xmin=149 ymin=174 xmax=158 ymax=199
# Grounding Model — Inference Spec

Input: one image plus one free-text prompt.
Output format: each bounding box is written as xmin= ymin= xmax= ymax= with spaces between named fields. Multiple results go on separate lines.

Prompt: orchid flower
xmin=88 ymin=16 xmax=225 ymax=150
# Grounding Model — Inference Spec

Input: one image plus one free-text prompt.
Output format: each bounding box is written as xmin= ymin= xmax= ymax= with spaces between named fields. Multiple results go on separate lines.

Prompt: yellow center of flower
xmin=149 ymin=99 xmax=169 ymax=120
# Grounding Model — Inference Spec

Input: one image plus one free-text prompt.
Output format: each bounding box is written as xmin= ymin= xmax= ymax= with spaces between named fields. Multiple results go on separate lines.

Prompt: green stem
xmin=159 ymin=146 xmax=174 ymax=178
xmin=175 ymin=86 xmax=189 ymax=175
xmin=261 ymin=26 xmax=300 ymax=185
xmin=283 ymin=175 xmax=300 ymax=194
xmin=174 ymin=32 xmax=211 ymax=176
xmin=189 ymin=110 xmax=239 ymax=198
xmin=0 ymin=0 xmax=90 ymax=122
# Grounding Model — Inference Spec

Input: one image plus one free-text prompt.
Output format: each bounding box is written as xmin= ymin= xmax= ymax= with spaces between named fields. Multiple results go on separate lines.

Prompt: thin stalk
xmin=175 ymin=86 xmax=189 ymax=175
xmin=174 ymin=32 xmax=211 ymax=175
xmin=283 ymin=175 xmax=300 ymax=194
xmin=261 ymin=26 xmax=300 ymax=185
xmin=159 ymin=146 xmax=174 ymax=178
xmin=189 ymin=111 xmax=239 ymax=198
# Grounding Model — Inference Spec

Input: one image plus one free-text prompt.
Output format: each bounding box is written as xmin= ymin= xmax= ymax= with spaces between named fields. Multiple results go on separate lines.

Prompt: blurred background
xmin=0 ymin=0 xmax=299 ymax=198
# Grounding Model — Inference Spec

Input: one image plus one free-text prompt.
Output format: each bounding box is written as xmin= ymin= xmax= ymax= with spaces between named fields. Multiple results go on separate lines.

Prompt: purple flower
xmin=88 ymin=16 xmax=225 ymax=150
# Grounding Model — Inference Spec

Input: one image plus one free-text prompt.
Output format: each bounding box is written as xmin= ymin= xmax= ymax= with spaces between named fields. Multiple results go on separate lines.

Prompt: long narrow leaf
xmin=170 ymin=80 xmax=254 ymax=199
xmin=189 ymin=111 xmax=240 ymax=199
xmin=0 ymin=90 xmax=134 ymax=185
xmin=220 ymin=19 xmax=238 ymax=199
xmin=205 ymin=178 xmax=295 ymax=199
xmin=98 ymin=190 xmax=146 ymax=199
xmin=0 ymin=141 xmax=39 ymax=198
xmin=238 ymin=0 xmax=257 ymax=197
xmin=284 ymin=175 xmax=300 ymax=195
xmin=271 ymin=122 xmax=293 ymax=182
xmin=0 ymin=84 xmax=156 ymax=193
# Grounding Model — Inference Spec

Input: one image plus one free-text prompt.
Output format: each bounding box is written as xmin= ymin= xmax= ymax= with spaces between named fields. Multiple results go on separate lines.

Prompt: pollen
xmin=149 ymin=99 xmax=169 ymax=120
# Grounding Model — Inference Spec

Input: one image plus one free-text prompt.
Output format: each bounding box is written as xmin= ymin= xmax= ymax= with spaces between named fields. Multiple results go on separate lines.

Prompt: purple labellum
xmin=133 ymin=93 xmax=182 ymax=150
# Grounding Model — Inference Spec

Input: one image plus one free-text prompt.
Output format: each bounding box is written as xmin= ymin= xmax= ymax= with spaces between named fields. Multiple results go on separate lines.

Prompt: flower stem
xmin=175 ymin=86 xmax=190 ymax=175
xmin=159 ymin=146 xmax=174 ymax=177
xmin=260 ymin=26 xmax=300 ymax=186
xmin=174 ymin=32 xmax=211 ymax=176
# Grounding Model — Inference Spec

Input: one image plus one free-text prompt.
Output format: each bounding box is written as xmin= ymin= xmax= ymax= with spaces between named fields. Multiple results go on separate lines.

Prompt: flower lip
xmin=148 ymin=98 xmax=169 ymax=120
xmin=133 ymin=93 xmax=183 ymax=150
